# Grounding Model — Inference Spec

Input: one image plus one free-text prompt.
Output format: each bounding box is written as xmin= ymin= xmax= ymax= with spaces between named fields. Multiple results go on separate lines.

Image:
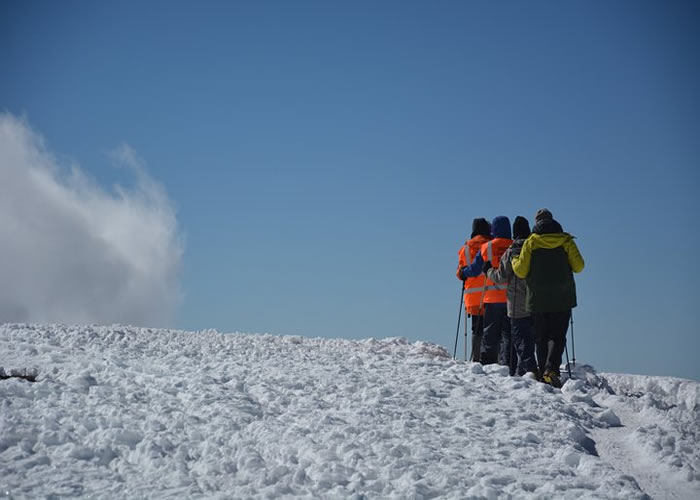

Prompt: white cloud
xmin=0 ymin=113 xmax=183 ymax=326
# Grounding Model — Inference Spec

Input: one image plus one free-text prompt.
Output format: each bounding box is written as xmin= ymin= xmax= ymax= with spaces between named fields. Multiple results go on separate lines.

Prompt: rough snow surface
xmin=1 ymin=324 xmax=698 ymax=499
xmin=589 ymin=372 xmax=700 ymax=500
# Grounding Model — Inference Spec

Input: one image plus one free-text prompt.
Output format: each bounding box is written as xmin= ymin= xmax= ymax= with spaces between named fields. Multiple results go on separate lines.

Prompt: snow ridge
xmin=1 ymin=324 xmax=698 ymax=499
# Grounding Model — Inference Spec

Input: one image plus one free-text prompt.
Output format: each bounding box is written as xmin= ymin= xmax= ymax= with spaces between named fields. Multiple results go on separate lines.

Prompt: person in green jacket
xmin=511 ymin=209 xmax=584 ymax=388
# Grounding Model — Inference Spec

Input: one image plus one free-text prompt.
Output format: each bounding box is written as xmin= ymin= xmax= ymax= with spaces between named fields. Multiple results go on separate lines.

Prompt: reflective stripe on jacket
xmin=457 ymin=235 xmax=490 ymax=315
xmin=480 ymin=238 xmax=513 ymax=304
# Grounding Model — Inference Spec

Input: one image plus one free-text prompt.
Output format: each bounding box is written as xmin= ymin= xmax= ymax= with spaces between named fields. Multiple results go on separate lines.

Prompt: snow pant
xmin=511 ymin=316 xmax=537 ymax=376
xmin=533 ymin=310 xmax=571 ymax=375
xmin=499 ymin=313 xmax=517 ymax=376
xmin=480 ymin=303 xmax=510 ymax=369
xmin=470 ymin=314 xmax=484 ymax=362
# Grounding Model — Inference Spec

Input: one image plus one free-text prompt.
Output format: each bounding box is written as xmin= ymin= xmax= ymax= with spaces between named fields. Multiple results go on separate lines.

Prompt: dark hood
xmin=491 ymin=216 xmax=511 ymax=239
xmin=470 ymin=218 xmax=491 ymax=238
xmin=512 ymin=216 xmax=531 ymax=240
xmin=533 ymin=218 xmax=564 ymax=234
xmin=532 ymin=207 xmax=563 ymax=234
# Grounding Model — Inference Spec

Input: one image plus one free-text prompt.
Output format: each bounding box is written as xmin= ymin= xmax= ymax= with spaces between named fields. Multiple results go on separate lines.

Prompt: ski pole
xmin=453 ymin=281 xmax=465 ymax=359
xmin=464 ymin=309 xmax=469 ymax=361
xmin=570 ymin=311 xmax=576 ymax=368
xmin=565 ymin=343 xmax=572 ymax=379
xmin=510 ymin=275 xmax=516 ymax=376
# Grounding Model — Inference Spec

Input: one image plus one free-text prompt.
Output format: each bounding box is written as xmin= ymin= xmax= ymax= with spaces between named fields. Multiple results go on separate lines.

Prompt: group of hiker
xmin=456 ymin=209 xmax=584 ymax=388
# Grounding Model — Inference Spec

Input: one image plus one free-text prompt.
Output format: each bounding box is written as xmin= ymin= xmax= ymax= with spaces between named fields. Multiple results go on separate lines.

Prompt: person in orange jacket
xmin=456 ymin=218 xmax=491 ymax=362
xmin=462 ymin=216 xmax=514 ymax=371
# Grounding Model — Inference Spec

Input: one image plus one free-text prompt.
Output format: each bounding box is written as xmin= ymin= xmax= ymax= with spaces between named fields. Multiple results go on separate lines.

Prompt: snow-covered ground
xmin=1 ymin=324 xmax=698 ymax=499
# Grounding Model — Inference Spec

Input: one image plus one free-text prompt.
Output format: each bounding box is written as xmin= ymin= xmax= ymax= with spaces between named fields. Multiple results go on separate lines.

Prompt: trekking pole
xmin=453 ymin=282 xmax=465 ymax=359
xmin=464 ymin=309 xmax=469 ymax=361
xmin=564 ymin=344 xmax=572 ymax=379
xmin=570 ymin=311 xmax=576 ymax=368
xmin=510 ymin=273 xmax=516 ymax=376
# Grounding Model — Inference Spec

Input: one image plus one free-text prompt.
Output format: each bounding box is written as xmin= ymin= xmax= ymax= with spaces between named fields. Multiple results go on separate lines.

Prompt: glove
xmin=482 ymin=260 xmax=492 ymax=274
xmin=457 ymin=266 xmax=467 ymax=280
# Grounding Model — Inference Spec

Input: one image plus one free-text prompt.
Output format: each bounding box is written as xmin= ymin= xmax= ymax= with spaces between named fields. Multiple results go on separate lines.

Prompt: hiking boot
xmin=542 ymin=370 xmax=562 ymax=388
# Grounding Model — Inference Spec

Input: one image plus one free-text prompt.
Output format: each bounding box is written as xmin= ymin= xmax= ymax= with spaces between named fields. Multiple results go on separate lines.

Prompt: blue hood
xmin=491 ymin=216 xmax=512 ymax=239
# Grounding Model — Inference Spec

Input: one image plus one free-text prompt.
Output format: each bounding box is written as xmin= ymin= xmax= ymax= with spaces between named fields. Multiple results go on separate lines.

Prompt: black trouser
xmin=511 ymin=316 xmax=537 ymax=376
xmin=499 ymin=313 xmax=518 ymax=376
xmin=533 ymin=310 xmax=571 ymax=375
xmin=480 ymin=303 xmax=511 ymax=369
xmin=470 ymin=314 xmax=484 ymax=362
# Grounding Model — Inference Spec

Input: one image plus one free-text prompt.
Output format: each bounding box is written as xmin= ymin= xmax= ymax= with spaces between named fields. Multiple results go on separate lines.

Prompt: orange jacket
xmin=457 ymin=235 xmax=491 ymax=315
xmin=480 ymin=238 xmax=513 ymax=303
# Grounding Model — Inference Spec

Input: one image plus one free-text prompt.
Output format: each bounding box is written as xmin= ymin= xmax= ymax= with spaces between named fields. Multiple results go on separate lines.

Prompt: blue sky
xmin=2 ymin=0 xmax=698 ymax=380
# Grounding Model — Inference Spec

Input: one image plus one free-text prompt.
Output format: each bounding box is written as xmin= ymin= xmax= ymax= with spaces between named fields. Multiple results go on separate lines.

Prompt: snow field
xmin=588 ymin=372 xmax=700 ymax=500
xmin=1 ymin=324 xmax=698 ymax=499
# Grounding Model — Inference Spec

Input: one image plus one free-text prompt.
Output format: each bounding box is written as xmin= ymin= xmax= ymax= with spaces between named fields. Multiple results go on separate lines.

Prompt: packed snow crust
xmin=1 ymin=324 xmax=698 ymax=499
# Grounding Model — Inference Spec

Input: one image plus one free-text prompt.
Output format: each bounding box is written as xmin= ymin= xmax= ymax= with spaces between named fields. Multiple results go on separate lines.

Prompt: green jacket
xmin=511 ymin=233 xmax=584 ymax=313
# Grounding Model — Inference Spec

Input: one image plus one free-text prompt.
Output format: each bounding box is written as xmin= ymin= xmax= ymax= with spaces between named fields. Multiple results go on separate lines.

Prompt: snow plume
xmin=0 ymin=113 xmax=182 ymax=326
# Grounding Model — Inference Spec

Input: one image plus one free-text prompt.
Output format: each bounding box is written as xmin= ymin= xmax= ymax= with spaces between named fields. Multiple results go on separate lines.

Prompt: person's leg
xmin=498 ymin=308 xmax=511 ymax=369
xmin=510 ymin=318 xmax=529 ymax=375
xmin=511 ymin=317 xmax=521 ymax=374
xmin=470 ymin=314 xmax=483 ymax=362
xmin=480 ymin=303 xmax=505 ymax=365
xmin=520 ymin=316 xmax=537 ymax=375
xmin=501 ymin=311 xmax=515 ymax=375
xmin=545 ymin=310 xmax=571 ymax=374
xmin=532 ymin=313 xmax=548 ymax=377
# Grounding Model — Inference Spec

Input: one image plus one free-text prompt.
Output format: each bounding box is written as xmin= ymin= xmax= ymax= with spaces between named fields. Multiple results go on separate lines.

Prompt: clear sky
xmin=2 ymin=0 xmax=698 ymax=380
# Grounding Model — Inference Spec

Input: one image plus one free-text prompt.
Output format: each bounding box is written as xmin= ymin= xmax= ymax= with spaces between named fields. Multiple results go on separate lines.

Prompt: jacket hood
xmin=470 ymin=218 xmax=491 ymax=238
xmin=491 ymin=216 xmax=511 ymax=239
xmin=533 ymin=218 xmax=563 ymax=234
xmin=528 ymin=232 xmax=573 ymax=249
xmin=512 ymin=216 xmax=531 ymax=240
